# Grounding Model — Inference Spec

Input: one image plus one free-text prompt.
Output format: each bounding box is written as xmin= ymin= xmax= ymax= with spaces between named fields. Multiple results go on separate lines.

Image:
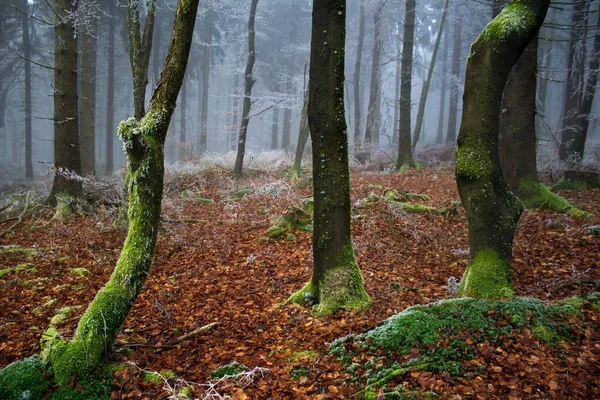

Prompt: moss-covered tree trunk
xmin=234 ymin=0 xmax=259 ymax=176
xmin=49 ymin=0 xmax=82 ymax=205
xmin=46 ymin=0 xmax=199 ymax=385
xmin=289 ymin=0 xmax=371 ymax=314
xmin=456 ymin=0 xmax=549 ymax=299
xmin=395 ymin=0 xmax=418 ymax=171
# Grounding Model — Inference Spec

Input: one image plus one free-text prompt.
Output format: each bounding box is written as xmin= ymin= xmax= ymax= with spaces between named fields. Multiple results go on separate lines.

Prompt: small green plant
xmin=209 ymin=362 xmax=248 ymax=379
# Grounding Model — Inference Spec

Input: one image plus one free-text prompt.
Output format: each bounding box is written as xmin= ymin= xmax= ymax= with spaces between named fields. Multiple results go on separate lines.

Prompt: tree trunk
xmin=126 ymin=0 xmax=156 ymax=121
xmin=446 ymin=10 xmax=462 ymax=144
xmin=289 ymin=0 xmax=371 ymax=314
xmin=290 ymin=89 xmax=309 ymax=179
xmin=456 ymin=0 xmax=549 ymax=299
xmin=47 ymin=0 xmax=199 ymax=385
xmin=49 ymin=0 xmax=82 ymax=204
xmin=80 ymin=1 xmax=97 ymax=176
xmin=180 ymin=72 xmax=187 ymax=159
xmin=364 ymin=0 xmax=383 ymax=158
xmin=234 ymin=0 xmax=259 ymax=176
xmin=436 ymin=24 xmax=449 ymax=144
xmin=271 ymin=95 xmax=279 ymax=150
xmin=412 ymin=0 xmax=450 ymax=151
xmin=392 ymin=38 xmax=401 ymax=145
xmin=282 ymin=78 xmax=292 ymax=151
xmin=199 ymin=6 xmax=212 ymax=154
xmin=395 ymin=0 xmax=418 ymax=171
xmin=353 ymin=0 xmax=366 ymax=149
xmin=22 ymin=0 xmax=33 ymax=180
xmin=105 ymin=1 xmax=115 ymax=175
xmin=230 ymin=72 xmax=240 ymax=151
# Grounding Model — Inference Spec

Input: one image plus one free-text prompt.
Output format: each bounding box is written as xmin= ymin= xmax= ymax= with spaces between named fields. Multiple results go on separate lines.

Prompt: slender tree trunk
xmin=47 ymin=0 xmax=199 ymax=385
xmin=180 ymin=72 xmax=187 ymax=159
xmin=456 ymin=0 xmax=549 ymax=299
xmin=291 ymin=89 xmax=309 ymax=179
xmin=152 ymin=9 xmax=162 ymax=86
xmin=282 ymin=78 xmax=292 ymax=150
xmin=395 ymin=0 xmax=417 ymax=170
xmin=271 ymin=95 xmax=279 ymax=150
xmin=80 ymin=1 xmax=97 ymax=176
xmin=446 ymin=11 xmax=462 ymax=144
xmin=289 ymin=0 xmax=371 ymax=314
xmin=353 ymin=0 xmax=365 ymax=148
xmin=413 ymin=0 xmax=450 ymax=151
xmin=126 ymin=0 xmax=156 ymax=121
xmin=49 ymin=0 xmax=82 ymax=203
xmin=200 ymin=6 xmax=212 ymax=154
xmin=234 ymin=0 xmax=259 ymax=176
xmin=436 ymin=25 xmax=449 ymax=144
xmin=21 ymin=0 xmax=33 ymax=180
xmin=105 ymin=2 xmax=115 ymax=175
xmin=392 ymin=39 xmax=401 ymax=145
xmin=364 ymin=1 xmax=383 ymax=157
xmin=230 ymin=73 xmax=240 ymax=151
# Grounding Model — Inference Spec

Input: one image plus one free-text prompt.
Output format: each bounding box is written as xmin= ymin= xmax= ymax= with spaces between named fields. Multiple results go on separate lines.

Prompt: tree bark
xmin=282 ymin=78 xmax=292 ymax=150
xmin=456 ymin=0 xmax=549 ymax=299
xmin=363 ymin=0 xmax=383 ymax=158
xmin=105 ymin=1 xmax=115 ymax=175
xmin=413 ymin=0 xmax=450 ymax=151
xmin=392 ymin=38 xmax=401 ymax=145
xmin=446 ymin=10 xmax=462 ymax=144
xmin=270 ymin=88 xmax=279 ymax=150
xmin=289 ymin=0 xmax=371 ymax=314
xmin=47 ymin=0 xmax=200 ymax=385
xmin=199 ymin=4 xmax=212 ymax=154
xmin=234 ymin=0 xmax=259 ymax=176
xmin=180 ymin=72 xmax=187 ymax=159
xmin=22 ymin=0 xmax=33 ymax=180
xmin=80 ymin=1 xmax=97 ymax=176
xmin=49 ymin=0 xmax=82 ymax=204
xmin=395 ymin=0 xmax=418 ymax=171
xmin=353 ymin=0 xmax=366 ymax=149
xmin=126 ymin=0 xmax=156 ymax=121
xmin=230 ymin=72 xmax=240 ymax=151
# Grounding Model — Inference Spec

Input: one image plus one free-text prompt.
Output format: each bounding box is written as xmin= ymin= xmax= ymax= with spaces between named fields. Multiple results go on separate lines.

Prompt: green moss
xmin=0 ymin=263 xmax=35 ymax=277
xmin=142 ymin=369 xmax=177 ymax=383
xmin=456 ymin=139 xmax=492 ymax=180
xmin=286 ymin=233 xmax=297 ymax=241
xmin=518 ymin=178 xmax=587 ymax=216
xmin=235 ymin=188 xmax=252 ymax=197
xmin=481 ymin=2 xmax=537 ymax=42
xmin=71 ymin=268 xmax=90 ymax=278
xmin=265 ymin=226 xmax=284 ymax=239
xmin=50 ymin=364 xmax=114 ymax=400
xmin=0 ymin=356 xmax=52 ymax=400
xmin=586 ymin=226 xmax=600 ymax=235
xmin=457 ymin=249 xmax=514 ymax=299
xmin=209 ymin=362 xmax=247 ymax=379
xmin=289 ymin=350 xmax=319 ymax=360
xmin=0 ymin=245 xmax=38 ymax=258
xmin=194 ymin=197 xmax=215 ymax=204
xmin=288 ymin=281 xmax=316 ymax=305
xmin=552 ymin=177 xmax=595 ymax=192
xmin=49 ymin=306 xmax=80 ymax=326
xmin=301 ymin=197 xmax=314 ymax=214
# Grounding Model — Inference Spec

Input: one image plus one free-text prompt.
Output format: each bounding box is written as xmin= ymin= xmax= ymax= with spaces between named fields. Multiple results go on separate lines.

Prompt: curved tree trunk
xmin=456 ymin=0 xmax=549 ymax=299
xmin=234 ymin=0 xmax=259 ymax=176
xmin=49 ymin=0 xmax=82 ymax=204
xmin=289 ymin=0 xmax=371 ymax=314
xmin=46 ymin=0 xmax=199 ymax=385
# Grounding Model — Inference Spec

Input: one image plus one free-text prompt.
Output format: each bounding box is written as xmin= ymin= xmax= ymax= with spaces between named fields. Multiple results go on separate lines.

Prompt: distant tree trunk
xmin=80 ymin=1 xmax=97 ymax=176
xmin=151 ymin=8 xmax=162 ymax=85
xmin=126 ymin=0 xmax=156 ymax=121
xmin=282 ymin=78 xmax=292 ymax=150
xmin=291 ymin=89 xmax=309 ymax=179
xmin=395 ymin=0 xmax=418 ymax=171
xmin=436 ymin=25 xmax=449 ymax=144
xmin=234 ymin=0 xmax=259 ymax=176
xmin=413 ymin=0 xmax=450 ymax=151
xmin=364 ymin=0 xmax=383 ymax=157
xmin=446 ymin=11 xmax=462 ymax=144
xmin=353 ymin=0 xmax=366 ymax=149
xmin=559 ymin=5 xmax=599 ymax=162
xmin=230 ymin=72 xmax=240 ymax=151
xmin=392 ymin=39 xmax=401 ymax=145
xmin=22 ymin=0 xmax=33 ymax=180
xmin=289 ymin=0 xmax=371 ymax=314
xmin=49 ymin=0 xmax=82 ymax=204
xmin=180 ymin=72 xmax=187 ymax=158
xmin=199 ymin=6 xmax=212 ymax=154
xmin=456 ymin=0 xmax=549 ymax=299
xmin=46 ymin=0 xmax=200 ymax=385
xmin=105 ymin=1 xmax=115 ymax=175
xmin=271 ymin=96 xmax=279 ymax=150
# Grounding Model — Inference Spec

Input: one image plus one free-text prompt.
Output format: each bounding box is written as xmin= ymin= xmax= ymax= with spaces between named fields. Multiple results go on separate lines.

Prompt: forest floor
xmin=1 ymin=166 xmax=599 ymax=399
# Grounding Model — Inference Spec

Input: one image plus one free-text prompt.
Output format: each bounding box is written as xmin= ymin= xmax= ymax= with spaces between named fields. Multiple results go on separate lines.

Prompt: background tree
xmin=289 ymin=0 xmax=371 ymax=314
xmin=456 ymin=0 xmax=549 ymax=299
xmin=445 ymin=6 xmax=462 ymax=144
xmin=45 ymin=0 xmax=200 ymax=384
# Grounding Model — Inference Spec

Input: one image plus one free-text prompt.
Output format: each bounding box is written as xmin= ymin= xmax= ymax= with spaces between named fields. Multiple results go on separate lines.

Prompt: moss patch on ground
xmin=329 ymin=295 xmax=599 ymax=394
xmin=209 ymin=362 xmax=248 ymax=379
xmin=0 ymin=263 xmax=36 ymax=278
xmin=0 ymin=356 xmax=52 ymax=400
xmin=264 ymin=206 xmax=312 ymax=240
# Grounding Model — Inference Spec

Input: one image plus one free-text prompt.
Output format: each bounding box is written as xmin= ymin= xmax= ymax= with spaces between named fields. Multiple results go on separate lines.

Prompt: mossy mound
xmin=329 ymin=295 xmax=599 ymax=394
xmin=0 ymin=356 xmax=52 ymax=400
xmin=209 ymin=362 xmax=248 ymax=379
xmin=264 ymin=206 xmax=312 ymax=240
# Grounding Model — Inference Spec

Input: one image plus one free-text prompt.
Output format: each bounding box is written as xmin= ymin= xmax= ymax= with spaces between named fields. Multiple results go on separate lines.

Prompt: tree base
xmin=457 ymin=249 xmax=514 ymax=299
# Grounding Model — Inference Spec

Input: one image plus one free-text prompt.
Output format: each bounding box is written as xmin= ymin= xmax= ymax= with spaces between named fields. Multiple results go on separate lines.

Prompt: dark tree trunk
xmin=413 ymin=0 xmax=450 ymax=151
xmin=126 ymin=0 xmax=156 ymax=121
xmin=353 ymin=0 xmax=366 ymax=148
xmin=234 ymin=0 xmax=259 ymax=176
xmin=49 ymin=0 xmax=82 ymax=204
xmin=364 ymin=0 xmax=383 ymax=157
xmin=46 ymin=0 xmax=200 ymax=385
xmin=395 ymin=0 xmax=417 ymax=171
xmin=436 ymin=24 xmax=449 ymax=144
xmin=282 ymin=78 xmax=292 ymax=151
xmin=105 ymin=1 xmax=115 ymax=175
xmin=80 ymin=1 xmax=97 ymax=176
xmin=291 ymin=89 xmax=309 ymax=179
xmin=180 ymin=72 xmax=187 ymax=158
xmin=456 ymin=0 xmax=549 ymax=299
xmin=22 ymin=0 xmax=33 ymax=180
xmin=289 ymin=0 xmax=370 ymax=314
xmin=199 ymin=6 xmax=212 ymax=154
xmin=446 ymin=10 xmax=462 ymax=144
